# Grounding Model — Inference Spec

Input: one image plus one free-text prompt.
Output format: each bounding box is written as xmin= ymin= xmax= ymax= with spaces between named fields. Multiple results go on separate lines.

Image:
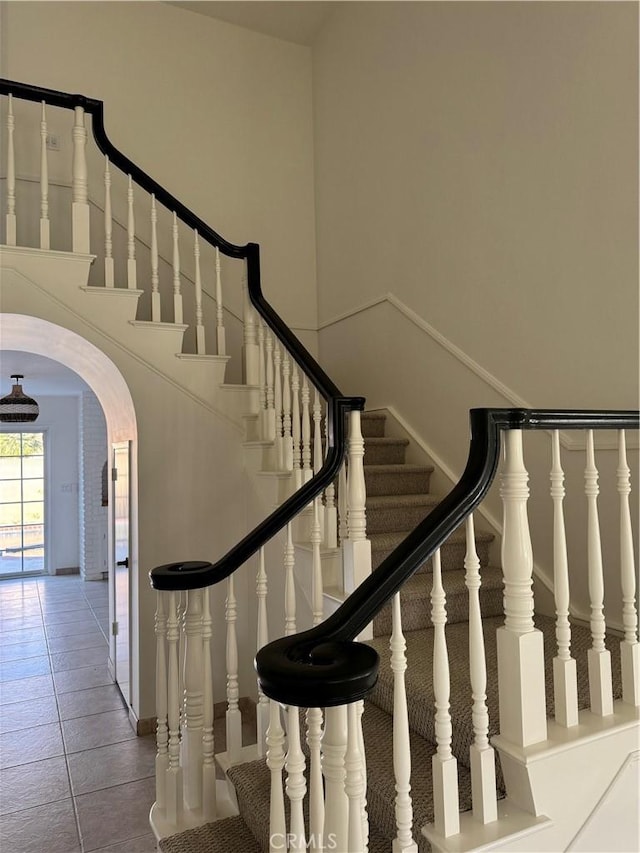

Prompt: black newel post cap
xmin=255 ymin=635 xmax=379 ymax=708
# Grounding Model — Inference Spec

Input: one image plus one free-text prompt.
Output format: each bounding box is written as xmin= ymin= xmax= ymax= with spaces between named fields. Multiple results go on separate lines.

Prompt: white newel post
xmin=182 ymin=589 xmax=204 ymax=812
xmin=226 ymin=575 xmax=242 ymax=764
xmin=286 ymin=704 xmax=307 ymax=852
xmin=201 ymin=588 xmax=217 ymax=820
xmin=585 ymin=431 xmax=613 ymax=716
xmin=338 ymin=462 xmax=348 ymax=544
xmin=71 ymin=106 xmax=90 ymax=254
xmin=166 ymin=591 xmax=184 ymax=825
xmin=150 ymin=196 xmax=161 ymax=322
xmin=343 ymin=411 xmax=372 ymax=608
xmin=267 ymin=700 xmax=287 ymax=853
xmin=155 ymin=591 xmax=169 ymax=813
xmin=390 ymin=594 xmax=418 ymax=853
xmin=194 ymin=230 xmax=206 ymax=353
xmin=324 ymin=415 xmax=338 ymax=548
xmin=256 ymin=548 xmax=270 ymax=757
xmin=618 ymin=430 xmax=640 ymax=706
xmin=464 ymin=515 xmax=497 ymax=824
xmin=431 ymin=549 xmax=460 ymax=838
xmin=550 ymin=431 xmax=578 ymax=727
xmin=215 ymin=248 xmax=226 ymax=356
xmin=103 ymin=157 xmax=114 ymax=286
xmin=322 ymin=705 xmax=349 ymax=853
xmin=6 ymin=93 xmax=16 ymax=246
xmin=172 ymin=213 xmax=183 ymax=324
xmin=497 ymin=430 xmax=547 ymax=747
xmin=127 ymin=176 xmax=137 ymax=289
xmin=243 ymin=268 xmax=260 ymax=385
xmin=39 ymin=102 xmax=50 ymax=250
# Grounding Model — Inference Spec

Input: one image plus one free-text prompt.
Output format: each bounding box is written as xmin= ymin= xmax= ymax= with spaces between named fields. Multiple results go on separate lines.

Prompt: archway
xmin=1 ymin=313 xmax=138 ymax=710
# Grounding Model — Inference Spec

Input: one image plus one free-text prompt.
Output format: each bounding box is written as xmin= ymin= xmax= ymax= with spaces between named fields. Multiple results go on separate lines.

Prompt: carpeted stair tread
xmin=365 ymin=464 xmax=434 ymax=496
xmin=366 ymin=494 xmax=440 ymax=534
xmin=363 ymin=436 xmax=410 ymax=465
xmin=361 ymin=411 xmax=387 ymax=437
xmin=362 ymin=700 xmax=473 ymax=852
xmin=370 ymin=526 xmax=494 ymax=572
xmin=372 ymin=565 xmax=504 ymax=635
xmin=159 ymin=814 xmax=261 ymax=853
xmin=367 ymin=614 xmax=623 ymax=772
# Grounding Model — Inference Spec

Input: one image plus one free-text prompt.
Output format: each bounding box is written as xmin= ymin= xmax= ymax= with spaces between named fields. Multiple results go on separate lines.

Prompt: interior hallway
xmin=0 ymin=574 xmax=157 ymax=852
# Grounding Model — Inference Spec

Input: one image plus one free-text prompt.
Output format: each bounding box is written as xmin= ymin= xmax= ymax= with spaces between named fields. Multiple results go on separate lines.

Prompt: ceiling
xmin=0 ymin=352 xmax=91 ymax=397
xmin=166 ymin=1 xmax=337 ymax=45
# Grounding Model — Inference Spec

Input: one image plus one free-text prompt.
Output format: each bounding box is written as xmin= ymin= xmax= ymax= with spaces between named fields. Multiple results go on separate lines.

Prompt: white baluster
xmin=390 ymin=593 xmax=418 ymax=853
xmin=322 ymin=705 xmax=349 ymax=853
xmin=301 ymin=374 xmax=312 ymax=482
xmin=243 ymin=266 xmax=259 ymax=385
xmin=343 ymin=411 xmax=372 ymax=601
xmin=497 ymin=430 xmax=547 ymax=747
xmin=264 ymin=330 xmax=276 ymax=442
xmin=71 ymin=106 xmax=90 ymax=253
xmin=166 ymin=591 xmax=184 ymax=825
xmin=286 ymin=705 xmax=307 ymax=852
xmin=103 ymin=156 xmax=114 ymax=286
xmin=182 ymin=589 xmax=204 ymax=811
xmin=201 ymin=588 xmax=216 ymax=820
xmin=177 ymin=592 xmax=186 ymax=725
xmin=357 ymin=700 xmax=369 ymax=853
xmin=39 ymin=102 xmax=50 ymax=250
xmin=618 ymin=430 xmax=639 ymax=706
xmin=257 ymin=320 xmax=267 ymax=426
xmin=267 ymin=700 xmax=287 ymax=853
xmin=431 ymin=548 xmax=460 ymax=838
xmin=338 ymin=461 xmax=348 ymax=544
xmin=155 ymin=591 xmax=169 ymax=813
xmin=150 ymin=195 xmax=161 ymax=322
xmin=324 ymin=413 xmax=338 ymax=548
xmin=215 ymin=247 xmax=226 ymax=356
xmin=193 ymin=229 xmax=205 ymax=352
xmin=274 ymin=343 xmax=284 ymax=469
xmin=256 ymin=548 xmax=270 ymax=757
xmin=127 ymin=175 xmax=137 ymax=289
xmin=306 ymin=705 xmax=325 ymax=852
xmin=585 ymin=430 xmax=613 ymax=716
xmin=550 ymin=431 xmax=579 ymax=727
xmin=284 ymin=523 xmax=296 ymax=636
xmin=6 ymin=93 xmax=16 ymax=246
xmin=291 ymin=365 xmax=302 ymax=488
xmin=282 ymin=353 xmax=294 ymax=471
xmin=226 ymin=574 xmax=242 ymax=764
xmin=346 ymin=702 xmax=366 ymax=853
xmin=311 ymin=499 xmax=324 ymax=627
xmin=464 ymin=515 xmax=497 ymax=823
xmin=313 ymin=390 xmax=323 ymax=476
xmin=172 ymin=213 xmax=183 ymax=324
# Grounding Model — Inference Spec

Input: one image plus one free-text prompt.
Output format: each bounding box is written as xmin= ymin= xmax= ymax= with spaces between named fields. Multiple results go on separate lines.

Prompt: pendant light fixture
xmin=0 ymin=375 xmax=40 ymax=422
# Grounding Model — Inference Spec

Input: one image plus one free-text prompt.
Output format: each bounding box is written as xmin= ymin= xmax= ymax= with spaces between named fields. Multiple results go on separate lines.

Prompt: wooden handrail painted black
xmin=0 ymin=79 xmax=364 ymax=587
xmin=256 ymin=408 xmax=640 ymax=707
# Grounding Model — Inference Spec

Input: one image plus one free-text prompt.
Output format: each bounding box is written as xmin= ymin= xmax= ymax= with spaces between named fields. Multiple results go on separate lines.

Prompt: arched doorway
xmin=1 ymin=313 xmax=138 ymax=708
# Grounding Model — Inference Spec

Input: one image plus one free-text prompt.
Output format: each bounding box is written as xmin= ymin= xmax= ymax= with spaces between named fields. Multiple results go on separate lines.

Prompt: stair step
xmin=372 ymin=565 xmax=504 ymax=635
xmin=159 ymin=814 xmax=261 ymax=853
xmin=366 ymin=493 xmax=440 ymax=533
xmin=361 ymin=411 xmax=386 ymax=438
xmin=366 ymin=615 xmax=623 ymax=774
xmin=364 ymin=463 xmax=434 ymax=496
xmin=370 ymin=526 xmax=494 ymax=572
xmin=363 ymin=436 xmax=409 ymax=465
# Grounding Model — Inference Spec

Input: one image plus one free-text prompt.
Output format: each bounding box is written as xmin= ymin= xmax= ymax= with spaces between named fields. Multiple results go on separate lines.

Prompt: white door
xmin=112 ymin=441 xmax=131 ymax=705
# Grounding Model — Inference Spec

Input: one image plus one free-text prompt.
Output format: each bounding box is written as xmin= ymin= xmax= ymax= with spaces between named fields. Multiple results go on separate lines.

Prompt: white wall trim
xmin=320 ymin=293 xmax=639 ymax=450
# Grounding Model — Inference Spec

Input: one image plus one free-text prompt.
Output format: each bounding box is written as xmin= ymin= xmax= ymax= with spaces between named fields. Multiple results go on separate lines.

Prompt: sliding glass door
xmin=0 ymin=432 xmax=46 ymax=576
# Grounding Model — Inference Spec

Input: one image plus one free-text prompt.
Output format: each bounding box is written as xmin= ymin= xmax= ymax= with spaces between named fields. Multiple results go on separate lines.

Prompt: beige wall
xmin=1 ymin=0 xmax=318 ymax=336
xmin=313 ymin=0 xmax=638 ymax=410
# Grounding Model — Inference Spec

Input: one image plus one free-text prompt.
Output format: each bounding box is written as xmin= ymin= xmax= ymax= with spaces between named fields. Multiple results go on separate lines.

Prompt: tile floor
xmin=0 ymin=574 xmax=158 ymax=852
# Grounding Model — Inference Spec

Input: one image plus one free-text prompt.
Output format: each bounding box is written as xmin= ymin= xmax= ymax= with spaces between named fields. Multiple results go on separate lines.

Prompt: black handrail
xmin=256 ymin=408 xmax=640 ymax=708
xmin=0 ymin=79 xmax=364 ymax=588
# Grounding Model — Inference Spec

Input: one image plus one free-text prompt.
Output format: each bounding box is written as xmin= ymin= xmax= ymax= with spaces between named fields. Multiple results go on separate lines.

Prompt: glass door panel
xmin=0 ymin=432 xmax=45 ymax=576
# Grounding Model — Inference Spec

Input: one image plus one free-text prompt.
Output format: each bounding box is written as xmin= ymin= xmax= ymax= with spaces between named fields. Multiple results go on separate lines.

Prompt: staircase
xmin=2 ymin=79 xmax=639 ymax=853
